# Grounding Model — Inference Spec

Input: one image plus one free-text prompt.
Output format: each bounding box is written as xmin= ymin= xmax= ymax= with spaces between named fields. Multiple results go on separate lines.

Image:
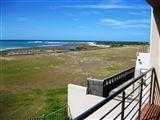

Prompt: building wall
xmin=136 ymin=53 xmax=150 ymax=71
xmin=150 ymin=8 xmax=160 ymax=83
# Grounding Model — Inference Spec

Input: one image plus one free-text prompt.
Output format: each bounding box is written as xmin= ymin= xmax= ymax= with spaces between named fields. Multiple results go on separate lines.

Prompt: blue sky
xmin=1 ymin=0 xmax=151 ymax=41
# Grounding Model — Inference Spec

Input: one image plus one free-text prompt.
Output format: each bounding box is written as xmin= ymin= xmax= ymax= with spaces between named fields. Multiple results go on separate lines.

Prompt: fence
xmin=27 ymin=106 xmax=68 ymax=120
xmin=27 ymin=114 xmax=45 ymax=120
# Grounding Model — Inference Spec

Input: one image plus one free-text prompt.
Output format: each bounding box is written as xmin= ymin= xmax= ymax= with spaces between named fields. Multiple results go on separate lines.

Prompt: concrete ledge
xmin=68 ymin=84 xmax=105 ymax=119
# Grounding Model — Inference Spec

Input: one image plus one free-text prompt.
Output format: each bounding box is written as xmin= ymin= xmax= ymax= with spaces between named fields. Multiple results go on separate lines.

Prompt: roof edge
xmin=146 ymin=0 xmax=160 ymax=8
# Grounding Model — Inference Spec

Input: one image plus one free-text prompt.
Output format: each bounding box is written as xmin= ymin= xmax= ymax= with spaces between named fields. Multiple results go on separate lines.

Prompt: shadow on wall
xmin=147 ymin=0 xmax=160 ymax=35
xmin=154 ymin=9 xmax=160 ymax=35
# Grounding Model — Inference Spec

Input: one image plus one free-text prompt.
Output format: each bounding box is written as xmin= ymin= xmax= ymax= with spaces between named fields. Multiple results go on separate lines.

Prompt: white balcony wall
xmin=150 ymin=8 xmax=160 ymax=84
xmin=68 ymin=84 xmax=140 ymax=120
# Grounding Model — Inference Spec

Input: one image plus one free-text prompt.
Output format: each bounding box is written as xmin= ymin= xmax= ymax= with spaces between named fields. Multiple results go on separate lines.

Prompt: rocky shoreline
xmin=0 ymin=43 xmax=104 ymax=56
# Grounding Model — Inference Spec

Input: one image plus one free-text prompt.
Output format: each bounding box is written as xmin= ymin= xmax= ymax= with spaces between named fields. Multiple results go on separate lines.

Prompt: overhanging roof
xmin=147 ymin=0 xmax=160 ymax=8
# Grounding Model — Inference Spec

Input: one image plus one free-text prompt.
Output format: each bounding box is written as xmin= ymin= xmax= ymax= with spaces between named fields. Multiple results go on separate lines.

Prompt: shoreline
xmin=0 ymin=41 xmax=148 ymax=56
xmin=0 ymin=43 xmax=103 ymax=56
xmin=0 ymin=42 xmax=96 ymax=51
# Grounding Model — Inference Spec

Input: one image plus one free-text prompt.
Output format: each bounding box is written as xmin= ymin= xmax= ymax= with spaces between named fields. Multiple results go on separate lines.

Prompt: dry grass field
xmin=0 ymin=45 xmax=147 ymax=120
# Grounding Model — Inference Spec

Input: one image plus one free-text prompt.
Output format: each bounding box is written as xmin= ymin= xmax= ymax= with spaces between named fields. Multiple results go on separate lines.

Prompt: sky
xmin=1 ymin=0 xmax=151 ymax=41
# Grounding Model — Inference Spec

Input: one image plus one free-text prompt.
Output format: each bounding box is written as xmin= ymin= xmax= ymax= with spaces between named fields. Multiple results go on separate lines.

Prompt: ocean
xmin=0 ymin=40 xmax=89 ymax=51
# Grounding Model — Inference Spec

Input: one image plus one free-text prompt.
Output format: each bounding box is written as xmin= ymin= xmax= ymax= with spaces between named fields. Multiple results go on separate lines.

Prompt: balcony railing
xmin=75 ymin=68 xmax=160 ymax=120
xmin=87 ymin=67 xmax=135 ymax=97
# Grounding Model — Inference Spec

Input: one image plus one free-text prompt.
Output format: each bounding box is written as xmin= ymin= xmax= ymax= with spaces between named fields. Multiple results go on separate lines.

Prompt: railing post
xmin=152 ymin=69 xmax=157 ymax=105
xmin=138 ymin=78 xmax=143 ymax=120
xmin=149 ymin=70 xmax=154 ymax=104
xmin=121 ymin=91 xmax=125 ymax=120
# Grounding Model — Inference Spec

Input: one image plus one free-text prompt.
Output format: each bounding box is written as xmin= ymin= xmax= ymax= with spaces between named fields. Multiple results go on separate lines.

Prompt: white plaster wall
xmin=135 ymin=53 xmax=151 ymax=81
xmin=150 ymin=8 xmax=160 ymax=82
xmin=136 ymin=53 xmax=150 ymax=70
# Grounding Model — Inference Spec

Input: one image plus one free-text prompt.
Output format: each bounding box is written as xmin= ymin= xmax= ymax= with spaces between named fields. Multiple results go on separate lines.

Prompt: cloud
xmin=79 ymin=26 xmax=88 ymax=29
xmin=104 ymin=0 xmax=126 ymax=4
xmin=101 ymin=18 xmax=150 ymax=28
xmin=66 ymin=4 xmax=129 ymax=9
xmin=81 ymin=11 xmax=100 ymax=15
xmin=73 ymin=18 xmax=79 ymax=21
xmin=49 ymin=6 xmax=55 ymax=10
xmin=17 ymin=17 xmax=30 ymax=22
xmin=64 ymin=4 xmax=149 ymax=10
xmin=128 ymin=11 xmax=149 ymax=17
xmin=48 ymin=0 xmax=149 ymax=11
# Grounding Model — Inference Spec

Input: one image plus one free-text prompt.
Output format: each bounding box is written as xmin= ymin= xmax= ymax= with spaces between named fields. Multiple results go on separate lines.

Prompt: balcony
xmin=68 ymin=67 xmax=160 ymax=120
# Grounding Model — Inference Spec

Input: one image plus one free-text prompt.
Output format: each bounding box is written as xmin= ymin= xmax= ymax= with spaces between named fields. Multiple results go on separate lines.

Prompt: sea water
xmin=0 ymin=40 xmax=81 ymax=51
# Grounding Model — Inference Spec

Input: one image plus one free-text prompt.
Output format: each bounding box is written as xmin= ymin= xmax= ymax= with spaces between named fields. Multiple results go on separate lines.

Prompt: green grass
xmin=96 ymin=66 xmax=122 ymax=78
xmin=1 ymin=56 xmax=62 ymax=85
xmin=0 ymin=88 xmax=67 ymax=120
xmin=0 ymin=45 xmax=148 ymax=120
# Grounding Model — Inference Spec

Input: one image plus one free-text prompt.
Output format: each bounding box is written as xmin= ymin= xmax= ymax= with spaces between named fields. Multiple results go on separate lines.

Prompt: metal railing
xmin=75 ymin=68 xmax=160 ymax=120
xmin=27 ymin=106 xmax=68 ymax=120
xmin=45 ymin=106 xmax=68 ymax=120
xmin=103 ymin=67 xmax=135 ymax=86
xmin=87 ymin=67 xmax=135 ymax=97
xmin=103 ymin=67 xmax=135 ymax=96
xmin=27 ymin=114 xmax=45 ymax=120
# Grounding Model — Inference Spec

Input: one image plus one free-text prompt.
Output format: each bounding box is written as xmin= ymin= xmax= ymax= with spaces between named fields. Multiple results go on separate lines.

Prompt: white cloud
xmin=66 ymin=4 xmax=129 ymax=9
xmin=65 ymin=12 xmax=77 ymax=17
xmin=101 ymin=19 xmax=124 ymax=26
xmin=109 ymin=0 xmax=123 ymax=3
xmin=79 ymin=26 xmax=88 ymax=29
xmin=49 ymin=6 xmax=55 ymax=10
xmin=101 ymin=18 xmax=150 ymax=28
xmin=17 ymin=17 xmax=30 ymax=22
xmin=128 ymin=11 xmax=149 ymax=16
xmin=73 ymin=18 xmax=79 ymax=21
xmin=81 ymin=11 xmax=100 ymax=15
xmin=65 ymin=4 xmax=149 ymax=10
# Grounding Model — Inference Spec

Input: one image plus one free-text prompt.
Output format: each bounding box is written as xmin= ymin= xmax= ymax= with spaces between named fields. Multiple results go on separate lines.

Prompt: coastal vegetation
xmin=96 ymin=41 xmax=149 ymax=45
xmin=96 ymin=41 xmax=149 ymax=48
xmin=0 ymin=44 xmax=147 ymax=120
